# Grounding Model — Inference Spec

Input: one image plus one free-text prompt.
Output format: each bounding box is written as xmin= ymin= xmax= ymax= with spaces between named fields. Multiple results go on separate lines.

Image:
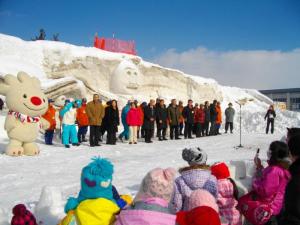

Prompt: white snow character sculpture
xmin=0 ymin=72 xmax=49 ymax=156
xmin=110 ymin=60 xmax=142 ymax=95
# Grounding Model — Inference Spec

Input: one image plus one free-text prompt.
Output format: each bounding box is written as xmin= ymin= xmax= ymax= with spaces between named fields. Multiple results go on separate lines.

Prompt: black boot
xmin=82 ymin=134 xmax=87 ymax=142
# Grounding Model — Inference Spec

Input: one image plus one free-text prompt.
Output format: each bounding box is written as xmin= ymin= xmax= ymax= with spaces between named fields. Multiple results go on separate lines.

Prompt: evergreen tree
xmin=53 ymin=33 xmax=59 ymax=41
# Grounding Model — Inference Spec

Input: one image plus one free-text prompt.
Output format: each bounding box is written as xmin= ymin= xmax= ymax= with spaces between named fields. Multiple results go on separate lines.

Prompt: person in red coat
xmin=126 ymin=102 xmax=141 ymax=144
xmin=194 ymin=104 xmax=206 ymax=137
xmin=42 ymin=99 xmax=56 ymax=145
xmin=76 ymin=98 xmax=89 ymax=142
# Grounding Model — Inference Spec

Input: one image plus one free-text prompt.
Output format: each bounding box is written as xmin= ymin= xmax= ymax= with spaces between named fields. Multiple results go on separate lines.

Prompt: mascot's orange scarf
xmin=8 ymin=110 xmax=40 ymax=123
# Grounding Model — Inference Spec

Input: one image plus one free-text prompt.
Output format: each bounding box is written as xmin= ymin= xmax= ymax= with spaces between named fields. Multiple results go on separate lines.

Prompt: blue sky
xmin=0 ymin=0 xmax=300 ymax=88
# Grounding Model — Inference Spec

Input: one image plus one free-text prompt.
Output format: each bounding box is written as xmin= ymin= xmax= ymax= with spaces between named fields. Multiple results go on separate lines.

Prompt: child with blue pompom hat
xmin=61 ymin=157 xmax=128 ymax=225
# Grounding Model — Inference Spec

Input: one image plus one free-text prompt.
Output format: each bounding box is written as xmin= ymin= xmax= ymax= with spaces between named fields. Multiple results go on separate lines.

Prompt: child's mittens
xmin=116 ymin=198 xmax=127 ymax=209
xmin=64 ymin=197 xmax=79 ymax=213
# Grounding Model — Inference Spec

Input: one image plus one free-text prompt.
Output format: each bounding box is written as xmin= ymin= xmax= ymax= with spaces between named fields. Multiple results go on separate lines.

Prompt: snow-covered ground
xmin=0 ymin=113 xmax=284 ymax=224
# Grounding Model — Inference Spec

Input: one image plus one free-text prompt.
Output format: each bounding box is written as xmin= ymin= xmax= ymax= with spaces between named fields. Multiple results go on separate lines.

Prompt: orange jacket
xmin=178 ymin=105 xmax=184 ymax=123
xmin=137 ymin=106 xmax=144 ymax=125
xmin=42 ymin=105 xmax=56 ymax=130
xmin=216 ymin=105 xmax=222 ymax=124
xmin=77 ymin=104 xmax=89 ymax=127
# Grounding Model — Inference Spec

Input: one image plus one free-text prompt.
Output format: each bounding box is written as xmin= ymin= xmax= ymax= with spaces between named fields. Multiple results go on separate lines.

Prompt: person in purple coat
xmin=171 ymin=147 xmax=218 ymax=212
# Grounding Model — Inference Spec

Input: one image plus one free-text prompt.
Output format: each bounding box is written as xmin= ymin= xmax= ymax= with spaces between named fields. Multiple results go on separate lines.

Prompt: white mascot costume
xmin=0 ymin=72 xmax=49 ymax=156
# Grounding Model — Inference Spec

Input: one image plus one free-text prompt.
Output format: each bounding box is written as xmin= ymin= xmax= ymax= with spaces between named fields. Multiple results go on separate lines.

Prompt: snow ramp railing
xmin=94 ymin=36 xmax=137 ymax=55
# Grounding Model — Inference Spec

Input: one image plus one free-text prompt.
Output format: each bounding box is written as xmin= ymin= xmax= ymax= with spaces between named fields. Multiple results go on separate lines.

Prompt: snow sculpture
xmin=110 ymin=60 xmax=142 ymax=95
xmin=0 ymin=72 xmax=49 ymax=156
xmin=35 ymin=186 xmax=65 ymax=225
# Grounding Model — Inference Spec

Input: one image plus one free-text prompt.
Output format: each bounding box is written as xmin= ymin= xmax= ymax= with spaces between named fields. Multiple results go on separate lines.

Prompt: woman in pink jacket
xmin=115 ymin=168 xmax=177 ymax=225
xmin=126 ymin=102 xmax=142 ymax=144
xmin=243 ymin=141 xmax=291 ymax=225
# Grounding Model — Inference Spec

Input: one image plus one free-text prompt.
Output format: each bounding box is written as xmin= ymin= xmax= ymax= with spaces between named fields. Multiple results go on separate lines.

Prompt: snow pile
xmin=35 ymin=186 xmax=65 ymax=225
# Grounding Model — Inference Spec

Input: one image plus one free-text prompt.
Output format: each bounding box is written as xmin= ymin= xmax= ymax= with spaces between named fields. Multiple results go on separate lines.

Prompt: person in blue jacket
xmin=118 ymin=101 xmax=131 ymax=142
xmin=60 ymin=99 xmax=81 ymax=148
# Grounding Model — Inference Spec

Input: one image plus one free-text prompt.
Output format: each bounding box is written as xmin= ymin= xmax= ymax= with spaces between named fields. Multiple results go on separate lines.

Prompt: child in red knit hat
xmin=211 ymin=162 xmax=242 ymax=225
xmin=176 ymin=189 xmax=221 ymax=225
xmin=11 ymin=204 xmax=37 ymax=225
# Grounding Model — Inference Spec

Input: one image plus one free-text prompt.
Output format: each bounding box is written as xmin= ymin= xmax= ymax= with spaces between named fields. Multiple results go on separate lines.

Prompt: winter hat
xmin=182 ymin=147 xmax=208 ymax=166
xmin=11 ymin=204 xmax=37 ymax=225
xmin=211 ymin=162 xmax=230 ymax=180
xmin=135 ymin=167 xmax=176 ymax=203
xmin=48 ymin=99 xmax=54 ymax=103
xmin=176 ymin=206 xmax=221 ymax=225
xmin=188 ymin=189 xmax=219 ymax=212
xmin=79 ymin=157 xmax=114 ymax=201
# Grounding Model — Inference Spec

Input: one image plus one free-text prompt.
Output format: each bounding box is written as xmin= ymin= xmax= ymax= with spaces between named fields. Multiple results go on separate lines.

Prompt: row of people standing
xmin=42 ymin=95 xmax=237 ymax=147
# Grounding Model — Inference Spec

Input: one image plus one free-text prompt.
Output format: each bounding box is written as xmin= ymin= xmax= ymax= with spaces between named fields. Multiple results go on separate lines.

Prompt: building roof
xmin=260 ymin=88 xmax=300 ymax=94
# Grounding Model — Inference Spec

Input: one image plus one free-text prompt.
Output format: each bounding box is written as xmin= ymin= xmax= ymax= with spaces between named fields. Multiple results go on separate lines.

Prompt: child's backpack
xmin=237 ymin=191 xmax=273 ymax=225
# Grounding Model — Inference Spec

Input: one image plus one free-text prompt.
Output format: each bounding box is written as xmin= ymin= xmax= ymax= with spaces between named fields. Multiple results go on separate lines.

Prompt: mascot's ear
xmin=17 ymin=71 xmax=41 ymax=87
xmin=4 ymin=74 xmax=19 ymax=86
xmin=0 ymin=74 xmax=18 ymax=95
xmin=0 ymin=82 xmax=10 ymax=95
xmin=17 ymin=71 xmax=41 ymax=88
xmin=17 ymin=71 xmax=31 ymax=83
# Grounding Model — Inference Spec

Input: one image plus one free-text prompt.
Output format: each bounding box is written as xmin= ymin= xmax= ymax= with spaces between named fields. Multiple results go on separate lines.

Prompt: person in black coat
xmin=156 ymin=99 xmax=168 ymax=141
xmin=105 ymin=100 xmax=119 ymax=145
xmin=204 ymin=101 xmax=210 ymax=136
xmin=280 ymin=135 xmax=300 ymax=225
xmin=0 ymin=97 xmax=4 ymax=111
xmin=265 ymin=105 xmax=276 ymax=134
xmin=155 ymin=97 xmax=161 ymax=138
xmin=209 ymin=100 xmax=218 ymax=135
xmin=101 ymin=100 xmax=111 ymax=138
xmin=143 ymin=99 xmax=156 ymax=143
xmin=182 ymin=99 xmax=194 ymax=139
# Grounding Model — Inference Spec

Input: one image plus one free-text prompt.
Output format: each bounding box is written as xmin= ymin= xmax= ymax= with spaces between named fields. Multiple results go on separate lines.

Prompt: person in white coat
xmin=60 ymin=100 xmax=80 ymax=148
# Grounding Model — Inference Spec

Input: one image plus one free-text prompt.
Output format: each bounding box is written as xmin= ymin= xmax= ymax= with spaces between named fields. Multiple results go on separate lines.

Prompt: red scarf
xmin=8 ymin=110 xmax=41 ymax=123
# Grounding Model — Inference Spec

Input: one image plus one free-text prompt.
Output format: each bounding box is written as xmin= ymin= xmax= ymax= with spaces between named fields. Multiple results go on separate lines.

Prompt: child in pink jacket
xmin=126 ymin=102 xmax=142 ymax=144
xmin=211 ymin=162 xmax=242 ymax=225
xmin=249 ymin=141 xmax=291 ymax=225
xmin=115 ymin=168 xmax=177 ymax=225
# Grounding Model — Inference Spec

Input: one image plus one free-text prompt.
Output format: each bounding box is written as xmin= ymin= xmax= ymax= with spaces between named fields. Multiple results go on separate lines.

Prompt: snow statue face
xmin=54 ymin=95 xmax=67 ymax=108
xmin=110 ymin=60 xmax=142 ymax=95
xmin=80 ymin=157 xmax=114 ymax=200
xmin=0 ymin=72 xmax=48 ymax=117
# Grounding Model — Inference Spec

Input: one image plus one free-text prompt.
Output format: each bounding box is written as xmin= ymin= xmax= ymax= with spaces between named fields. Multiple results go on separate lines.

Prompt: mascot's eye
xmin=23 ymin=94 xmax=27 ymax=98
xmin=43 ymin=99 xmax=45 ymax=103
xmin=84 ymin=178 xmax=96 ymax=187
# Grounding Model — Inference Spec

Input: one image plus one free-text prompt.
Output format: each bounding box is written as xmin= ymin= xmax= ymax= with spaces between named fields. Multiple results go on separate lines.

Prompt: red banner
xmin=94 ymin=37 xmax=136 ymax=55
